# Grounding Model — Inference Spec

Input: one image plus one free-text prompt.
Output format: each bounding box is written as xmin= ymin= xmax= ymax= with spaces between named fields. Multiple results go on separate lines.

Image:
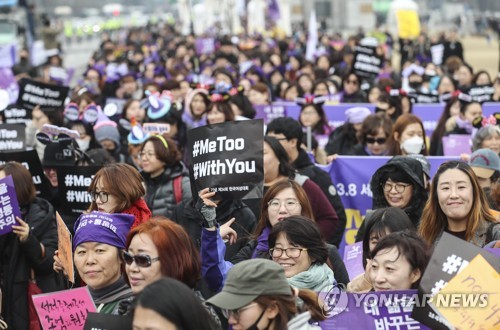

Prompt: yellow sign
xmin=432 ymin=254 xmax=500 ymax=330
xmin=396 ymin=9 xmax=420 ymax=39
xmin=56 ymin=212 xmax=74 ymax=283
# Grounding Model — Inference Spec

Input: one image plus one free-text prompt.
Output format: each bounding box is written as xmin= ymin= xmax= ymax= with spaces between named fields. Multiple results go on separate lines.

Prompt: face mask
xmin=409 ymin=81 xmax=422 ymax=89
xmin=76 ymin=138 xmax=90 ymax=152
xmin=455 ymin=115 xmax=473 ymax=134
xmin=246 ymin=309 xmax=268 ymax=330
xmin=400 ymin=136 xmax=424 ymax=154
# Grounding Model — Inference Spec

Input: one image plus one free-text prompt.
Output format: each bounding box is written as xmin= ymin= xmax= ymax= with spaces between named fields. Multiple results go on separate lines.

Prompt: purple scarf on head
xmin=252 ymin=226 xmax=271 ymax=258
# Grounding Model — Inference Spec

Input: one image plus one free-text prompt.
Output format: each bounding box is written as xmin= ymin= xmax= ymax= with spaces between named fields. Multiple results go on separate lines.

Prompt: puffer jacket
xmin=0 ymin=197 xmax=64 ymax=330
xmin=142 ymin=162 xmax=192 ymax=219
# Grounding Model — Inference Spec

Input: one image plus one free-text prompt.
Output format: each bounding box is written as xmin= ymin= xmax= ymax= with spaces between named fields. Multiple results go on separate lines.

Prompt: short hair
xmin=126 ymin=217 xmax=201 ymax=288
xmin=472 ymin=125 xmax=500 ymax=151
xmin=133 ymin=277 xmax=218 ymax=330
xmin=140 ymin=134 xmax=181 ymax=167
xmin=362 ymin=207 xmax=416 ymax=268
xmin=370 ymin=231 xmax=430 ymax=289
xmin=253 ymin=179 xmax=313 ymax=239
xmin=266 ymin=117 xmax=303 ymax=151
xmin=0 ymin=162 xmax=36 ymax=206
xmin=88 ymin=163 xmax=145 ymax=213
xmin=358 ymin=113 xmax=393 ymax=146
xmin=269 ymin=215 xmax=328 ymax=266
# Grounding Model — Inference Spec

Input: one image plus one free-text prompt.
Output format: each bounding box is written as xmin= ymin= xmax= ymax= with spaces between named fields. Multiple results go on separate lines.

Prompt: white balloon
xmin=104 ymin=103 xmax=118 ymax=117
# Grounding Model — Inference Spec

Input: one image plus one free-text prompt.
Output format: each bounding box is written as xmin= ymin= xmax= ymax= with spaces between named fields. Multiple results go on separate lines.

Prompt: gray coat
xmin=143 ymin=162 xmax=192 ymax=218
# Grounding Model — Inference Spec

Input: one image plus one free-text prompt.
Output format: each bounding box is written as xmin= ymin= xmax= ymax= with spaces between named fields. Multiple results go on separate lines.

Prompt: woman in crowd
xmin=387 ymin=114 xmax=428 ymax=156
xmin=133 ymin=277 xmax=219 ymax=330
xmin=207 ymin=259 xmax=325 ymax=330
xmin=205 ymin=95 xmax=236 ymax=125
xmin=455 ymin=63 xmax=474 ymax=91
xmin=248 ymin=82 xmax=271 ymax=106
xmin=54 ymin=212 xmax=136 ymax=314
xmin=325 ymin=106 xmax=372 ymax=156
xmin=339 ymin=72 xmax=366 ymax=103
xmin=472 ymin=70 xmax=492 ymax=86
xmin=472 ymin=124 xmax=500 ymax=154
xmin=312 ymin=80 xmax=331 ymax=97
xmin=369 ymin=231 xmax=430 ymax=291
xmin=430 ymin=95 xmax=461 ymax=155
xmin=139 ymin=134 xmax=191 ymax=218
xmin=69 ymin=119 xmax=101 ymax=154
xmin=419 ymin=161 xmax=500 ymax=247
xmin=298 ymin=99 xmax=332 ymax=136
xmin=123 ymin=217 xmax=221 ymax=326
xmin=375 ymin=92 xmax=403 ymax=122
xmin=283 ymin=83 xmax=302 ymax=101
xmin=352 ymin=113 xmax=393 ymax=156
xmin=348 ymin=207 xmax=415 ymax=292
xmin=230 ymin=86 xmax=256 ymax=119
xmin=445 ymin=100 xmax=483 ymax=136
xmin=87 ymin=163 xmax=151 ymax=228
xmin=183 ymin=88 xmax=209 ymax=129
xmin=0 ymin=162 xmax=62 ymax=329
xmin=122 ymin=99 xmax=146 ymax=125
xmin=436 ymin=75 xmax=457 ymax=96
xmin=296 ymin=73 xmax=314 ymax=95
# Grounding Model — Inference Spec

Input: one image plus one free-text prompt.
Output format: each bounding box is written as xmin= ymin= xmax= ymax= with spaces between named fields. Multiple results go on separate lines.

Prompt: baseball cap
xmin=469 ymin=148 xmax=500 ymax=179
xmin=207 ymin=259 xmax=292 ymax=310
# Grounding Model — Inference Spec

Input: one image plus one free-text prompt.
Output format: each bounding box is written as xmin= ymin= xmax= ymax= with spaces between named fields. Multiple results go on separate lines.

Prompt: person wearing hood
xmin=0 ymin=162 xmax=64 ymax=329
xmin=139 ymin=134 xmax=192 ymax=219
xmin=94 ymin=118 xmax=126 ymax=163
xmin=207 ymin=259 xmax=325 ymax=330
xmin=356 ymin=156 xmax=428 ymax=241
xmin=183 ymin=88 xmax=209 ymax=129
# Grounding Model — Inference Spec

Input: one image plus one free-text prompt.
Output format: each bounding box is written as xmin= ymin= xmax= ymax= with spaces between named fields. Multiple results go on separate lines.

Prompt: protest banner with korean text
xmin=0 ymin=175 xmax=21 ymax=236
xmin=57 ymin=166 xmax=102 ymax=218
xmin=188 ymin=120 xmax=264 ymax=200
xmin=32 ymin=286 xmax=96 ymax=330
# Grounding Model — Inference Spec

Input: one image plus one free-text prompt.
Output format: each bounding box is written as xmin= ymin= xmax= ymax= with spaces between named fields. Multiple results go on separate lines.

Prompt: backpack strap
xmin=173 ymin=176 xmax=183 ymax=204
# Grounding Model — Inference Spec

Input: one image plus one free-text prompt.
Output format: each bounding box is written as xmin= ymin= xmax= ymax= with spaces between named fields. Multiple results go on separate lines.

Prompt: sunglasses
xmin=122 ymin=251 xmax=160 ymax=268
xmin=365 ymin=137 xmax=386 ymax=145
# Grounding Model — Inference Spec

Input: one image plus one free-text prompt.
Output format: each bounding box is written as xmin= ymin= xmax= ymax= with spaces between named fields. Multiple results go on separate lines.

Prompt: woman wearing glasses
xmin=54 ymin=212 xmax=136 ymax=314
xmin=139 ymin=134 xmax=191 ymax=218
xmin=87 ymin=163 xmax=151 ymax=229
xmin=201 ymin=180 xmax=345 ymax=293
xmin=355 ymin=156 xmax=428 ymax=240
xmin=122 ymin=217 xmax=221 ymax=326
xmin=207 ymin=259 xmax=325 ymax=330
xmin=352 ymin=113 xmax=393 ymax=156
xmin=339 ymin=72 xmax=366 ymax=103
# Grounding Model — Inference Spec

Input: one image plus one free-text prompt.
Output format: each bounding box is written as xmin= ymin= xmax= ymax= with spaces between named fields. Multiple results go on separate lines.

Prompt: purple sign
xmin=321 ymin=290 xmax=430 ymax=329
xmin=0 ymin=175 xmax=21 ymax=236
xmin=254 ymin=105 xmax=287 ymax=125
xmin=0 ymin=67 xmax=19 ymax=106
xmin=195 ymin=38 xmax=215 ymax=56
xmin=412 ymin=104 xmax=445 ymax=137
xmin=482 ymin=102 xmax=500 ymax=117
xmin=324 ymin=103 xmax=375 ymax=129
xmin=321 ymin=156 xmax=457 ymax=255
xmin=343 ymin=241 xmax=364 ymax=280
xmin=442 ymin=135 xmax=471 ymax=156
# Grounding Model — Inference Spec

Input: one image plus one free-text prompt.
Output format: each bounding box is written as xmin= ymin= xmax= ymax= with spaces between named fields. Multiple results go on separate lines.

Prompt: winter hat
xmin=469 ymin=148 xmax=500 ymax=179
xmin=73 ymin=211 xmax=135 ymax=251
xmin=345 ymin=107 xmax=372 ymax=124
xmin=93 ymin=107 xmax=120 ymax=147
xmin=42 ymin=143 xmax=76 ymax=167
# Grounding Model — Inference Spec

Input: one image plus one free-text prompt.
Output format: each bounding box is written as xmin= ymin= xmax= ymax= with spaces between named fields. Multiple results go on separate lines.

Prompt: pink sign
xmin=32 ymin=286 xmax=96 ymax=330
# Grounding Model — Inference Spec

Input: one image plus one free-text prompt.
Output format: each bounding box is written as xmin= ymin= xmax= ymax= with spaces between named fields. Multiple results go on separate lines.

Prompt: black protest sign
xmin=408 ymin=92 xmax=440 ymax=104
xmin=352 ymin=45 xmax=383 ymax=80
xmin=411 ymin=232 xmax=500 ymax=329
xmin=83 ymin=312 xmax=132 ymax=330
xmin=0 ymin=150 xmax=51 ymax=197
xmin=57 ymin=166 xmax=101 ymax=217
xmin=188 ymin=119 xmax=264 ymax=200
xmin=466 ymin=84 xmax=495 ymax=103
xmin=17 ymin=78 xmax=69 ymax=111
xmin=2 ymin=104 xmax=31 ymax=125
xmin=0 ymin=124 xmax=25 ymax=151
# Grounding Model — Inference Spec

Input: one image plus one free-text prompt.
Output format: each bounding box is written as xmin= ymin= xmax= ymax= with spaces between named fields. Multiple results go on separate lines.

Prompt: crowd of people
xmin=0 ymin=17 xmax=499 ymax=330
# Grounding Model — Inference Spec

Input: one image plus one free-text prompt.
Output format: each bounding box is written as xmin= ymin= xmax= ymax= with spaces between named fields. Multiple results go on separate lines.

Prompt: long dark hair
xmin=264 ymin=136 xmax=295 ymax=178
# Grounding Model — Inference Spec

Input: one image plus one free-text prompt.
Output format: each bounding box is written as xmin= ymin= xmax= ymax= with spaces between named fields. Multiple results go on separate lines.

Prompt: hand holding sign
xmin=11 ymin=216 xmax=29 ymax=242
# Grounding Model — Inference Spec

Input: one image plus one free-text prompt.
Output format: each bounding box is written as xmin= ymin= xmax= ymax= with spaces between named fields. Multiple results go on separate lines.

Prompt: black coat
xmin=292 ymin=150 xmax=347 ymax=247
xmin=172 ymin=200 xmax=256 ymax=260
xmin=0 ymin=198 xmax=64 ymax=330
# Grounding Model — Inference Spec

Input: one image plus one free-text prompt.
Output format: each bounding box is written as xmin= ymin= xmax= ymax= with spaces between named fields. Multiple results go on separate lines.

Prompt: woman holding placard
xmin=0 ymin=162 xmax=63 ymax=329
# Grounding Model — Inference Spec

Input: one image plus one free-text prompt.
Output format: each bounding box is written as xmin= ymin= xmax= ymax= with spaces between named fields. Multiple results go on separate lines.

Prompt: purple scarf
xmin=251 ymin=226 xmax=271 ymax=259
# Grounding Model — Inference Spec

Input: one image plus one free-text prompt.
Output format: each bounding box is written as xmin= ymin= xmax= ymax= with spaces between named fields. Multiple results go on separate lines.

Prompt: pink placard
xmin=32 ymin=286 xmax=96 ymax=330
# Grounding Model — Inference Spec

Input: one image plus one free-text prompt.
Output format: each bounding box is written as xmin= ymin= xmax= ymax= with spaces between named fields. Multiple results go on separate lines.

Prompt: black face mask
xmin=246 ymin=309 xmax=269 ymax=330
xmin=375 ymin=107 xmax=387 ymax=113
xmin=409 ymin=81 xmax=422 ymax=89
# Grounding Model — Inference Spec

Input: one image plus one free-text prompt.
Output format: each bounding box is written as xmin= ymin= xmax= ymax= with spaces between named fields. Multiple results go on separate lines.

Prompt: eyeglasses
xmin=365 ymin=137 xmax=387 ymax=145
xmin=345 ymin=80 xmax=359 ymax=85
xmin=267 ymin=198 xmax=300 ymax=212
xmin=122 ymin=251 xmax=160 ymax=268
xmin=139 ymin=151 xmax=155 ymax=159
xmin=91 ymin=191 xmax=109 ymax=203
xmin=382 ymin=182 xmax=411 ymax=193
xmin=222 ymin=303 xmax=259 ymax=320
xmin=269 ymin=247 xmax=308 ymax=258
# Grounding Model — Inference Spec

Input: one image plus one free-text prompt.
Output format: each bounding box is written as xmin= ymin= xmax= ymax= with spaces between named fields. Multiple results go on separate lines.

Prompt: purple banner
xmin=321 ymin=290 xmax=430 ymax=329
xmin=412 ymin=104 xmax=444 ymax=137
xmin=343 ymin=241 xmax=364 ymax=280
xmin=0 ymin=175 xmax=21 ymax=236
xmin=195 ymin=38 xmax=215 ymax=56
xmin=442 ymin=135 xmax=472 ymax=156
xmin=323 ymin=103 xmax=375 ymax=129
xmin=482 ymin=102 xmax=500 ymax=117
xmin=254 ymin=105 xmax=287 ymax=125
xmin=0 ymin=67 xmax=19 ymax=106
xmin=320 ymin=156 xmax=457 ymax=255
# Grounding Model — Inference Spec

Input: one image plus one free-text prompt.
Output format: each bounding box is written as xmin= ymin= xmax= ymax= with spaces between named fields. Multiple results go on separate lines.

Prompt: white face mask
xmin=400 ymin=136 xmax=424 ymax=154
xmin=76 ymin=138 xmax=90 ymax=152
